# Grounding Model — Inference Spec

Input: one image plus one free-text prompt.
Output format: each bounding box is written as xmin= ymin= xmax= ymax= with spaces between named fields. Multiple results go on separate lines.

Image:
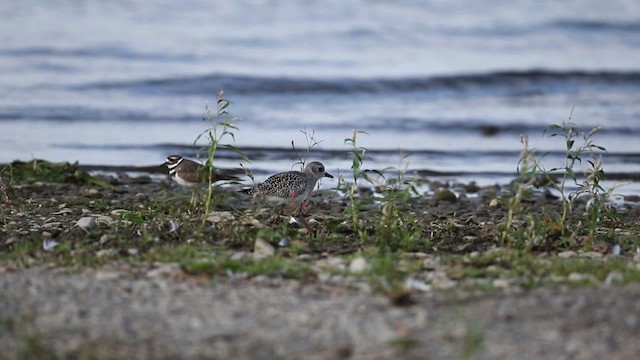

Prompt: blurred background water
xmin=1 ymin=0 xmax=639 ymax=192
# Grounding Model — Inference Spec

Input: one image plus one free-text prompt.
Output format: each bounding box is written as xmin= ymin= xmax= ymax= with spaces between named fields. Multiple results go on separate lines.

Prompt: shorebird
xmin=163 ymin=155 xmax=240 ymax=186
xmin=241 ymin=161 xmax=333 ymax=199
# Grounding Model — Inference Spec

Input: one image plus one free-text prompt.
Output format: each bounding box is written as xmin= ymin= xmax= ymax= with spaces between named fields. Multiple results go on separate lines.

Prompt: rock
xmin=277 ymin=237 xmax=289 ymax=247
xmin=84 ymin=188 xmax=101 ymax=198
xmin=111 ymin=209 xmax=130 ymax=216
xmin=76 ymin=217 xmax=97 ymax=230
xmin=96 ymin=249 xmax=117 ymax=258
xmin=604 ymin=271 xmax=624 ymax=286
xmin=96 ymin=215 xmax=114 ymax=225
xmin=127 ymin=248 xmax=139 ymax=256
xmin=42 ymin=222 xmax=63 ymax=229
xmin=42 ymin=231 xmax=52 ymax=239
xmin=465 ymin=181 xmax=481 ymax=193
xmin=207 ymin=211 xmax=235 ymax=224
xmin=422 ymin=257 xmax=438 ymax=270
xmin=135 ymin=192 xmax=147 ymax=200
xmin=253 ymin=238 xmax=275 ymax=259
xmin=568 ymin=272 xmax=587 ymax=282
xmin=433 ymin=188 xmax=457 ymax=203
xmin=99 ymin=234 xmax=110 ymax=244
xmin=349 ymin=257 xmax=368 ymax=273
xmin=558 ymin=251 xmax=577 ymax=258
xmin=492 ymin=278 xmax=510 ymax=288
xmin=489 ymin=198 xmax=500 ymax=207
xmin=611 ymin=245 xmax=621 ymax=256
xmin=42 ymin=239 xmax=59 ymax=251
xmin=428 ymin=181 xmax=447 ymax=191
xmin=314 ymin=257 xmax=346 ymax=271
xmin=581 ymin=251 xmax=603 ymax=259
xmin=405 ymin=277 xmax=431 ymax=292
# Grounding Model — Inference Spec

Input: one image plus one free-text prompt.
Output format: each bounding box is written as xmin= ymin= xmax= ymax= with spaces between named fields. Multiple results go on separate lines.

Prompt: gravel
xmin=1 ymin=266 xmax=640 ymax=359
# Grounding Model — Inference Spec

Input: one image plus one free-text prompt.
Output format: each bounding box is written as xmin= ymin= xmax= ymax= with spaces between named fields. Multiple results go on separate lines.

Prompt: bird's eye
xmin=319 ymin=166 xmax=324 ymax=172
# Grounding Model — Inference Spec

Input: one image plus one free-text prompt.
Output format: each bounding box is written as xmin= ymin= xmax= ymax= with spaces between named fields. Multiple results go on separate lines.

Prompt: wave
xmin=0 ymin=46 xmax=194 ymax=62
xmin=552 ymin=19 xmax=640 ymax=32
xmin=76 ymin=70 xmax=640 ymax=96
xmin=52 ymin=142 xmax=640 ymax=162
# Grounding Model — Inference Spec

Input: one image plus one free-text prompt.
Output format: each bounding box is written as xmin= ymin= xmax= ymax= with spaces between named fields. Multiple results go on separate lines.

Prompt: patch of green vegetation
xmin=499 ymin=120 xmax=622 ymax=251
xmin=443 ymin=249 xmax=640 ymax=288
xmin=16 ymin=336 xmax=61 ymax=360
xmin=389 ymin=336 xmax=419 ymax=351
xmin=2 ymin=159 xmax=110 ymax=186
xmin=461 ymin=325 xmax=485 ymax=360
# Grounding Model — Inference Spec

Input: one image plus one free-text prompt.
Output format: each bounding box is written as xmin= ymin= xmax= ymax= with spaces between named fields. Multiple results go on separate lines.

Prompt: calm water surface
xmin=1 ymin=0 xmax=639 ymax=192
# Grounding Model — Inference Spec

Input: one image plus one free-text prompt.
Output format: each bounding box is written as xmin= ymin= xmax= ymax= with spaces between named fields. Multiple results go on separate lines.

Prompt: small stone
xmin=42 ymin=239 xmax=59 ymax=251
xmin=146 ymin=263 xmax=182 ymax=278
xmin=253 ymin=238 xmax=275 ymax=259
xmin=604 ymin=271 xmax=624 ymax=286
xmin=314 ymin=257 xmax=345 ymax=271
xmin=95 ymin=270 xmax=121 ymax=281
xmin=84 ymin=189 xmax=101 ymax=198
xmin=277 ymin=237 xmax=289 ymax=247
xmin=349 ymin=257 xmax=368 ymax=273
xmin=568 ymin=273 xmax=589 ymax=282
xmin=611 ymin=245 xmax=621 ymax=256
xmin=489 ymin=198 xmax=500 ymax=207
xmin=127 ymin=248 xmax=139 ymax=256
xmin=76 ymin=217 xmax=97 ymax=230
xmin=558 ymin=250 xmax=577 ymax=258
xmin=231 ymin=251 xmax=248 ymax=261
xmin=42 ymin=222 xmax=63 ymax=229
xmin=422 ymin=258 xmax=438 ymax=270
xmin=135 ymin=192 xmax=147 ymax=200
xmin=99 ymin=234 xmax=110 ymax=244
xmin=433 ymin=188 xmax=457 ymax=203
xmin=111 ymin=209 xmax=130 ymax=216
xmin=96 ymin=249 xmax=117 ymax=258
xmin=428 ymin=181 xmax=447 ymax=191
xmin=96 ymin=215 xmax=114 ymax=225
xmin=465 ymin=181 xmax=480 ymax=193
xmin=42 ymin=231 xmax=52 ymax=239
xmin=405 ymin=277 xmax=431 ymax=292
xmin=206 ymin=211 xmax=235 ymax=224
xmin=581 ymin=251 xmax=603 ymax=259
xmin=492 ymin=278 xmax=510 ymax=288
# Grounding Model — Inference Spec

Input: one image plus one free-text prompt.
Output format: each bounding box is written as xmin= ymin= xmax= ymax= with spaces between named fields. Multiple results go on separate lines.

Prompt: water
xmin=1 ymin=0 xmax=640 ymax=192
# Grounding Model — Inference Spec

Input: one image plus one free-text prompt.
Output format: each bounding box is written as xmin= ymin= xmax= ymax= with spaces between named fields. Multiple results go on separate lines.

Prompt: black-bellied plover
xmin=241 ymin=161 xmax=334 ymax=199
xmin=164 ymin=155 xmax=240 ymax=186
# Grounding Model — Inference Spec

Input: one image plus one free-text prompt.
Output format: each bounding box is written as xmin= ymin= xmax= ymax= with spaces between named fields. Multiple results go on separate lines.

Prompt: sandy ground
xmin=1 ymin=265 xmax=640 ymax=360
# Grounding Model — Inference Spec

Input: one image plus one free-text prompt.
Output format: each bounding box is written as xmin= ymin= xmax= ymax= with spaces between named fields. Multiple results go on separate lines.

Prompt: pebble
xmin=111 ymin=209 xmax=130 ymax=216
xmin=97 ymin=235 xmax=109 ymax=245
xmin=253 ymin=238 xmax=275 ymax=259
xmin=84 ymin=188 xmax=101 ymax=198
xmin=433 ymin=188 xmax=457 ymax=203
xmin=581 ymin=251 xmax=603 ymax=260
xmin=96 ymin=215 xmax=114 ymax=225
xmin=492 ymin=278 xmax=510 ymax=288
xmin=207 ymin=211 xmax=235 ymax=224
xmin=76 ymin=216 xmax=97 ymax=230
xmin=135 ymin=192 xmax=147 ymax=200
xmin=96 ymin=249 xmax=117 ymax=258
xmin=558 ymin=251 xmax=577 ymax=258
xmin=489 ymin=198 xmax=500 ymax=207
xmin=277 ymin=237 xmax=289 ymax=247
xmin=349 ymin=257 xmax=368 ymax=273
xmin=611 ymin=245 xmax=621 ymax=256
xmin=42 ymin=239 xmax=59 ymax=251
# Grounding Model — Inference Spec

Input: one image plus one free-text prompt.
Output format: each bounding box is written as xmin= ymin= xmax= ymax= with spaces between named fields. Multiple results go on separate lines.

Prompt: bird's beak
xmin=324 ymin=172 xmax=334 ymax=179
